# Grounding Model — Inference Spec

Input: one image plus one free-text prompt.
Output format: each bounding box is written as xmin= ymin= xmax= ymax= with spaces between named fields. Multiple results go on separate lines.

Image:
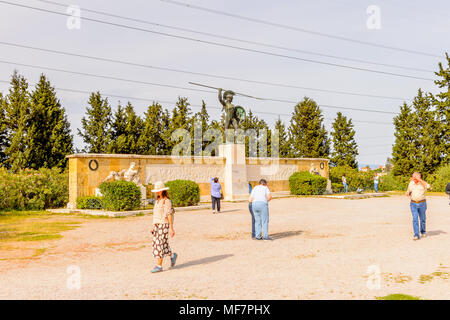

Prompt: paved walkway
xmin=0 ymin=196 xmax=449 ymax=299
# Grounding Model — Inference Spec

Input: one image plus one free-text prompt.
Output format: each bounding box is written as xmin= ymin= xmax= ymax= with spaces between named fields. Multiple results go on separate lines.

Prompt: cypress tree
xmin=288 ymin=97 xmax=330 ymax=158
xmin=109 ymin=103 xmax=126 ymax=153
xmin=433 ymin=52 xmax=450 ymax=163
xmin=78 ymin=91 xmax=112 ymax=153
xmin=192 ymin=100 xmax=210 ymax=155
xmin=164 ymin=97 xmax=192 ymax=155
xmin=137 ymin=102 xmax=167 ymax=155
xmin=28 ymin=74 xmax=73 ymax=169
xmin=109 ymin=102 xmax=142 ymax=154
xmin=0 ymin=94 xmax=7 ymax=164
xmin=4 ymin=71 xmax=31 ymax=171
xmin=274 ymin=117 xmax=290 ymax=158
xmin=392 ymin=103 xmax=417 ymax=176
xmin=330 ymin=112 xmax=358 ymax=168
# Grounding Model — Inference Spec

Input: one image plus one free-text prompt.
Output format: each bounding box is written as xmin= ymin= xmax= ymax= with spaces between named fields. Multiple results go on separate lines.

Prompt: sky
xmin=0 ymin=0 xmax=449 ymax=165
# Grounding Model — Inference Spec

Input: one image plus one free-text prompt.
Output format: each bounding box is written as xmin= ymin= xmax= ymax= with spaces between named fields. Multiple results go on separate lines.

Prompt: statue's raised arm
xmin=218 ymin=88 xmax=225 ymax=107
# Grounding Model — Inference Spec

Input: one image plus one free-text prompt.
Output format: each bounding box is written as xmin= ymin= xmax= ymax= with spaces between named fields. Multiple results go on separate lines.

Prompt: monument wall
xmin=67 ymin=150 xmax=329 ymax=208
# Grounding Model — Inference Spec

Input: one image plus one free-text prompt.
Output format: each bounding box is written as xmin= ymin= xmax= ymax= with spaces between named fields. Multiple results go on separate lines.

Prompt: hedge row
xmin=289 ymin=171 xmax=328 ymax=195
xmin=0 ymin=167 xmax=68 ymax=210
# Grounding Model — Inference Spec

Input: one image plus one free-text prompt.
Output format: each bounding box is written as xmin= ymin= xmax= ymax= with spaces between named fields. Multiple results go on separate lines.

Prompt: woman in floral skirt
xmin=151 ymin=181 xmax=177 ymax=273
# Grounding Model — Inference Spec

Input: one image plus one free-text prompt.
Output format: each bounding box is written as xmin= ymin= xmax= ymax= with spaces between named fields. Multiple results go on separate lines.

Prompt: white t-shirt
xmin=250 ymin=185 xmax=271 ymax=203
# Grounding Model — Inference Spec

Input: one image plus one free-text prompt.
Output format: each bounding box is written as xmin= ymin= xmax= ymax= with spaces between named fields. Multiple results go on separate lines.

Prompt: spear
xmin=188 ymin=82 xmax=266 ymax=100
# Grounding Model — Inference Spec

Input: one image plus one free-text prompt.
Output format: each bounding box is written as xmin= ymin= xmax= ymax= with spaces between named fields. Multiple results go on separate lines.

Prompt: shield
xmin=235 ymin=106 xmax=246 ymax=122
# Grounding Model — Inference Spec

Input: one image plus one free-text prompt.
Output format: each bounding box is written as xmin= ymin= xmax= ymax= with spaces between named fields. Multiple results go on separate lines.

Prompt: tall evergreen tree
xmin=4 ymin=71 xmax=31 ymax=171
xmin=78 ymin=92 xmax=112 ymax=153
xmin=241 ymin=110 xmax=269 ymax=157
xmin=273 ymin=117 xmax=290 ymax=157
xmin=330 ymin=112 xmax=358 ymax=168
xmin=164 ymin=97 xmax=192 ymax=155
xmin=137 ymin=102 xmax=167 ymax=155
xmin=192 ymin=100 xmax=210 ymax=155
xmin=433 ymin=52 xmax=450 ymax=163
xmin=288 ymin=97 xmax=330 ymax=158
xmin=392 ymin=102 xmax=416 ymax=176
xmin=109 ymin=102 xmax=142 ymax=154
xmin=28 ymin=74 xmax=73 ymax=169
xmin=0 ymin=94 xmax=7 ymax=164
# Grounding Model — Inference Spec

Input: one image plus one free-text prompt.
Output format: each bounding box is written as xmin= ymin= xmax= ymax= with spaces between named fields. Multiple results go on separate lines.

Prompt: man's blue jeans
xmin=374 ymin=182 xmax=378 ymax=193
xmin=252 ymin=201 xmax=269 ymax=239
xmin=410 ymin=201 xmax=427 ymax=237
xmin=249 ymin=202 xmax=255 ymax=238
xmin=343 ymin=182 xmax=348 ymax=193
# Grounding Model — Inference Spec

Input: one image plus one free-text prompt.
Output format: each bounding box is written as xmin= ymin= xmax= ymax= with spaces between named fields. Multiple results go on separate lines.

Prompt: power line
xmin=0 ymin=58 xmax=399 ymax=115
xmin=0 ymin=40 xmax=412 ymax=102
xmin=34 ymin=0 xmax=434 ymax=74
xmin=160 ymin=0 xmax=444 ymax=59
xmin=0 ymin=1 xmax=435 ymax=81
xmin=0 ymin=79 xmax=393 ymax=125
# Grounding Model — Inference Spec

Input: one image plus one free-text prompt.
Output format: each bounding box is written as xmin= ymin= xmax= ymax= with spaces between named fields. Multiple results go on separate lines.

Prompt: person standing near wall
xmin=249 ymin=179 xmax=272 ymax=240
xmin=151 ymin=181 xmax=177 ymax=273
xmin=342 ymin=174 xmax=348 ymax=193
xmin=210 ymin=177 xmax=222 ymax=214
xmin=446 ymin=182 xmax=450 ymax=205
xmin=406 ymin=172 xmax=431 ymax=241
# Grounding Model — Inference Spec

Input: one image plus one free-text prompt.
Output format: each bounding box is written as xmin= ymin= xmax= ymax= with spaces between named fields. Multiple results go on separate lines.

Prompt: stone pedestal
xmin=218 ymin=143 xmax=249 ymax=201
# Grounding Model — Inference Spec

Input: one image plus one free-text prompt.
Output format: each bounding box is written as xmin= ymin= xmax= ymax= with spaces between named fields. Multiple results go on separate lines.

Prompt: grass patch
xmin=376 ymin=294 xmax=421 ymax=300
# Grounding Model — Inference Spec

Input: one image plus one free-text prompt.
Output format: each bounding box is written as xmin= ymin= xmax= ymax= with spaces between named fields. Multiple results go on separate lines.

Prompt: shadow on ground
xmin=427 ymin=230 xmax=447 ymax=237
xmin=270 ymin=230 xmax=303 ymax=240
xmin=174 ymin=254 xmax=233 ymax=269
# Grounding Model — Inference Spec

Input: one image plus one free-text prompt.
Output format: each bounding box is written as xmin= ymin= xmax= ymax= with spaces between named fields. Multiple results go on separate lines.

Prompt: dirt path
xmin=0 ymin=196 xmax=449 ymax=300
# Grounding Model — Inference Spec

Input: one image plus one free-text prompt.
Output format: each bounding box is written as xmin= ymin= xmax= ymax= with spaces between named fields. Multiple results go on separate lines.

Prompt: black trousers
xmin=211 ymin=196 xmax=221 ymax=212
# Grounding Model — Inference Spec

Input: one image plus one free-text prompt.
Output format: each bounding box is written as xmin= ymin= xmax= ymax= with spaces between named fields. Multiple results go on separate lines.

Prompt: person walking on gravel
xmin=406 ymin=172 xmax=431 ymax=241
xmin=151 ymin=181 xmax=177 ymax=273
xmin=210 ymin=177 xmax=222 ymax=214
xmin=249 ymin=179 xmax=272 ymax=240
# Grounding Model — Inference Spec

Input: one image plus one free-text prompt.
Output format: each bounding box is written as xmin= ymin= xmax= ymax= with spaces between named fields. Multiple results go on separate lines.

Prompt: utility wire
xmin=0 ymin=59 xmax=398 ymax=115
xmin=0 ymin=1 xmax=435 ymax=81
xmin=0 ymin=40 xmax=412 ymax=102
xmin=34 ymin=0 xmax=434 ymax=74
xmin=160 ymin=0 xmax=443 ymax=59
xmin=0 ymin=79 xmax=393 ymax=125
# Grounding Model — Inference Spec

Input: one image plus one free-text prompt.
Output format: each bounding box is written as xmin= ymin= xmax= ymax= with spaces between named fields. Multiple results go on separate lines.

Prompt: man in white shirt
xmin=249 ymin=179 xmax=272 ymax=240
xmin=406 ymin=172 xmax=431 ymax=240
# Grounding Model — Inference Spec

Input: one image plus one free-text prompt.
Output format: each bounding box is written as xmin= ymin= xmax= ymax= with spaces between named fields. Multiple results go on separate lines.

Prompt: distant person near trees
xmin=373 ymin=173 xmax=379 ymax=193
xmin=210 ymin=177 xmax=222 ymax=214
xmin=248 ymin=182 xmax=255 ymax=239
xmin=342 ymin=174 xmax=348 ymax=193
xmin=249 ymin=179 xmax=272 ymax=240
xmin=405 ymin=172 xmax=431 ymax=241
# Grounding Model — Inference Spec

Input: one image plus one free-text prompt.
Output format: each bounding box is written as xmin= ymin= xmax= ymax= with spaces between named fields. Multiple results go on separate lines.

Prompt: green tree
xmin=4 ymin=71 xmax=31 ymax=171
xmin=192 ymin=100 xmax=210 ymax=155
xmin=163 ymin=97 xmax=192 ymax=155
xmin=78 ymin=92 xmax=112 ymax=153
xmin=330 ymin=112 xmax=358 ymax=168
xmin=109 ymin=102 xmax=142 ymax=154
xmin=27 ymin=74 xmax=73 ymax=169
xmin=137 ymin=102 xmax=167 ymax=155
xmin=433 ymin=52 xmax=450 ymax=163
xmin=241 ymin=110 xmax=269 ymax=157
xmin=0 ymin=94 xmax=7 ymax=164
xmin=288 ymin=97 xmax=330 ymax=158
xmin=392 ymin=103 xmax=416 ymax=176
xmin=273 ymin=117 xmax=290 ymax=157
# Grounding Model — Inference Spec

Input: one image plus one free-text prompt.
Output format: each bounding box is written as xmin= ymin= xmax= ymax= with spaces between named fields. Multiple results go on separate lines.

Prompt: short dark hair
xmin=214 ymin=177 xmax=219 ymax=183
xmin=259 ymin=179 xmax=267 ymax=185
xmin=156 ymin=190 xmax=169 ymax=200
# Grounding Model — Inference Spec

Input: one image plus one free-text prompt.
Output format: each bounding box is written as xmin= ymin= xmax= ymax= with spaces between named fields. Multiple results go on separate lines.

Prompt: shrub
xmin=0 ymin=167 xmax=68 ymax=210
xmin=76 ymin=196 xmax=104 ymax=209
xmin=166 ymin=180 xmax=200 ymax=207
xmin=378 ymin=173 xmax=409 ymax=191
xmin=289 ymin=171 xmax=328 ymax=195
xmin=428 ymin=163 xmax=450 ymax=192
xmin=331 ymin=182 xmax=343 ymax=193
xmin=330 ymin=166 xmax=373 ymax=192
xmin=99 ymin=180 xmax=141 ymax=211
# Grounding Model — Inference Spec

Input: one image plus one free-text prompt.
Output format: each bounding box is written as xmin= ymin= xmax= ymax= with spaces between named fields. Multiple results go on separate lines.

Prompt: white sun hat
xmin=151 ymin=181 xmax=169 ymax=192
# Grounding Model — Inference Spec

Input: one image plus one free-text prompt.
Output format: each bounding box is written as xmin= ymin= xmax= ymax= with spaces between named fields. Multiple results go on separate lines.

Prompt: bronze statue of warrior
xmin=218 ymin=88 xmax=247 ymax=130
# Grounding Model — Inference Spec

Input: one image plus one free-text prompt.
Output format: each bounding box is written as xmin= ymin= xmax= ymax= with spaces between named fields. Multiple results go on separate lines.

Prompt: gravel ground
xmin=0 ymin=196 xmax=449 ymax=300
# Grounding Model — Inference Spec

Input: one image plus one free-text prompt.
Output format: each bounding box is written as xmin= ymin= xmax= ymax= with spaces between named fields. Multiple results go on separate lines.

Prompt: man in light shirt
xmin=406 ymin=172 xmax=431 ymax=240
xmin=249 ymin=179 xmax=272 ymax=240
